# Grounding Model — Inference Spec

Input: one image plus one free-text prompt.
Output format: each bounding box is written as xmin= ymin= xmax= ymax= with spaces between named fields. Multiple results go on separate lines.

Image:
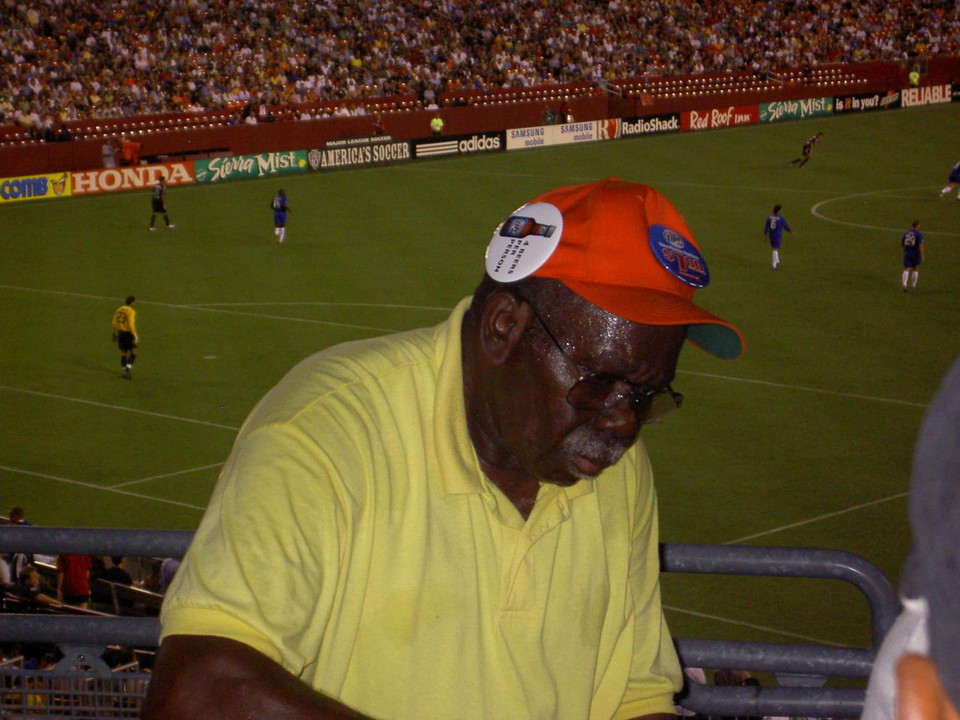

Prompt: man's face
xmin=500 ymin=297 xmax=687 ymax=486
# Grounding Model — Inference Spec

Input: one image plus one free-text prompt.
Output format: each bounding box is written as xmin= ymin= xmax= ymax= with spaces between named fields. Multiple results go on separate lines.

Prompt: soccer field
xmin=2 ymin=103 xmax=958 ymax=653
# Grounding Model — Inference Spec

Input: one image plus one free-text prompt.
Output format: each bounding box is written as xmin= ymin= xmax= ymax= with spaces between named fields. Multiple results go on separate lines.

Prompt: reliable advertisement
xmin=0 ymin=172 xmax=71 ymax=204
xmin=900 ymin=85 xmax=951 ymax=108
xmin=72 ymin=162 xmax=194 ymax=195
xmin=194 ymin=150 xmax=308 ymax=183
xmin=760 ymin=97 xmax=834 ymax=123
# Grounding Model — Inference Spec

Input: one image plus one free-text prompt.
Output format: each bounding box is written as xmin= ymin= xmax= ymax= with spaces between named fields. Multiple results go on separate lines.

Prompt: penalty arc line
xmin=810 ymin=186 xmax=960 ymax=237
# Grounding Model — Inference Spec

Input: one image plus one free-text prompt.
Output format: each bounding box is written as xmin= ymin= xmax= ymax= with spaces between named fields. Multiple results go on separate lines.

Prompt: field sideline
xmin=2 ymin=102 xmax=959 ymax=655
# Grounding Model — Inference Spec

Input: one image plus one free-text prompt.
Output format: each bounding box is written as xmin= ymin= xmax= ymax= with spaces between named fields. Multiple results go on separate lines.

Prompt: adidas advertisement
xmin=414 ymin=132 xmax=505 ymax=159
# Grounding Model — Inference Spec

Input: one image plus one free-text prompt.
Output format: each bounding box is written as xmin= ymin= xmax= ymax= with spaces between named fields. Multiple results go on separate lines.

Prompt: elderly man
xmin=143 ymin=178 xmax=743 ymax=720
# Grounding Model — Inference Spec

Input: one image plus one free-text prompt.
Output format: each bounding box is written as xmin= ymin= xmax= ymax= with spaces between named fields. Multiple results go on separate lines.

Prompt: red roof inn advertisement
xmin=682 ymin=104 xmax=759 ymax=131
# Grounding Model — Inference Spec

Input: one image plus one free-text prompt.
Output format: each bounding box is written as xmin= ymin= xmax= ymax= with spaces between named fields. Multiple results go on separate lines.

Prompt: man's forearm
xmin=142 ymin=635 xmax=376 ymax=720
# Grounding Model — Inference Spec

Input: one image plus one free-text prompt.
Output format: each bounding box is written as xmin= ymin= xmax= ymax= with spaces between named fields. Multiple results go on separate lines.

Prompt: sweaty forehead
xmin=548 ymin=295 xmax=686 ymax=375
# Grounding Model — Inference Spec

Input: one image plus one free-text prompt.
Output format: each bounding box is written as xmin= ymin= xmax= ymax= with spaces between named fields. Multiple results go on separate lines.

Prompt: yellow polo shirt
xmin=160 ymin=298 xmax=680 ymax=719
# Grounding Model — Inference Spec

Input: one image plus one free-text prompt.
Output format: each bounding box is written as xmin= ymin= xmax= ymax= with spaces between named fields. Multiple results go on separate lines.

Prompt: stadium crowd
xmin=2 ymin=0 xmax=959 ymax=136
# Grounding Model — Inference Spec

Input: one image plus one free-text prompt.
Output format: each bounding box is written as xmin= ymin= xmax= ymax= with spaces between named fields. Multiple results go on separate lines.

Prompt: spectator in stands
xmin=4 ymin=506 xmax=36 ymax=582
xmin=142 ymin=178 xmax=743 ymax=720
xmin=102 ymin=139 xmax=118 ymax=168
xmin=0 ymin=553 xmax=11 ymax=589
xmin=4 ymin=0 xmax=958 ymax=131
xmin=56 ymin=554 xmax=93 ymax=608
xmin=93 ymin=555 xmax=135 ymax=611
xmin=8 ymin=506 xmax=28 ymax=526
xmin=7 ymin=566 xmax=58 ymax=609
xmin=142 ymin=560 xmax=163 ymax=593
xmin=102 ymin=556 xmax=134 ymax=587
xmin=159 ymin=557 xmax=180 ymax=593
xmin=120 ymin=136 xmax=142 ymax=166
xmin=862 ymin=351 xmax=960 ymax=720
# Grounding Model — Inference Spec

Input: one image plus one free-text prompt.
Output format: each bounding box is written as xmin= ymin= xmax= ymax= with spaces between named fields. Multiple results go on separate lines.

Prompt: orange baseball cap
xmin=485 ymin=177 xmax=744 ymax=359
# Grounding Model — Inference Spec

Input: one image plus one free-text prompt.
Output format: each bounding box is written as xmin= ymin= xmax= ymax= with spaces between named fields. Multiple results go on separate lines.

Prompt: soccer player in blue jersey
xmin=901 ymin=220 xmax=924 ymax=292
xmin=939 ymin=161 xmax=960 ymax=200
xmin=763 ymin=204 xmax=793 ymax=270
xmin=271 ymin=189 xmax=290 ymax=244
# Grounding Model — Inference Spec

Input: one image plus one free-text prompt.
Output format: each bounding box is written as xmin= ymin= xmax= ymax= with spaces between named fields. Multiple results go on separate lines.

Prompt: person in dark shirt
xmin=788 ymin=131 xmax=823 ymax=168
xmin=7 ymin=566 xmax=58 ymax=609
xmin=93 ymin=555 xmax=136 ymax=610
xmin=149 ymin=176 xmax=175 ymax=230
xmin=102 ymin=556 xmax=134 ymax=586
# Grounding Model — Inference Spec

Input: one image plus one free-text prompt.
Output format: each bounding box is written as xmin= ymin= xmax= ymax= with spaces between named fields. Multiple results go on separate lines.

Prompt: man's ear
xmin=479 ymin=291 xmax=531 ymax=365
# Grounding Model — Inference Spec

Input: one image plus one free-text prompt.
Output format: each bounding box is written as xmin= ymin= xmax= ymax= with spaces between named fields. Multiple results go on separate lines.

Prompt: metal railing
xmin=663 ymin=543 xmax=899 ymax=718
xmin=1 ymin=527 xmax=899 ymax=718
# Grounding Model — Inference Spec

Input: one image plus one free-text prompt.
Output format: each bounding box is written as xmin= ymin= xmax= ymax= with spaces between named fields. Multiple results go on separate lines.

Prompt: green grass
xmin=2 ymin=103 xmax=959 ymax=654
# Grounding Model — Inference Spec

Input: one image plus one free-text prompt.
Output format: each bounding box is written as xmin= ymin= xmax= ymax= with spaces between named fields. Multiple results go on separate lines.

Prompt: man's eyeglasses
xmin=521 ymin=297 xmax=684 ymax=424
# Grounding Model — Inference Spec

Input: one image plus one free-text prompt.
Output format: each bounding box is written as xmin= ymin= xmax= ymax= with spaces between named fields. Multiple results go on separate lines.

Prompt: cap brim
xmin=562 ymin=280 xmax=745 ymax=360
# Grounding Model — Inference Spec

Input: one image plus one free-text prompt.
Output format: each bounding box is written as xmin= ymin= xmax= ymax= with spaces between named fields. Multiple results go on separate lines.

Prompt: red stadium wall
xmin=2 ymin=59 xmax=957 ymax=178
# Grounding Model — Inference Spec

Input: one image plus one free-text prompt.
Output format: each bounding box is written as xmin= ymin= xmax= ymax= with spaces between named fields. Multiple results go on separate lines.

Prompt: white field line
xmin=723 ymin=491 xmax=910 ymax=545
xmin=0 ymin=285 xmax=444 ymax=334
xmin=0 ymin=386 xmax=240 ymax=431
xmin=811 ymin=186 xmax=960 ymax=237
xmin=662 ymin=604 xmax=846 ymax=646
xmin=0 ymin=464 xmax=206 ymax=511
xmin=191 ymin=300 xmax=452 ymax=311
xmin=109 ymin=462 xmax=224 ymax=489
xmin=2 ymin=286 xmax=922 ymax=546
xmin=680 ymin=369 xmax=929 ymax=408
xmin=0 ymin=285 xmax=931 ymax=410
xmin=401 ymin=165 xmax=832 ymax=196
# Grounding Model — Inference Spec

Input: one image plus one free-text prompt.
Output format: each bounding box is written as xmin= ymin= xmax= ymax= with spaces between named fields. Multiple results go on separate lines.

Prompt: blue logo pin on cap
xmin=647 ymin=225 xmax=710 ymax=288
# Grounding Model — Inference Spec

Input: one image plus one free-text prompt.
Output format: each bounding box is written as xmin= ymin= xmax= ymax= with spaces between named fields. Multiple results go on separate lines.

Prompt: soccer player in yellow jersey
xmin=111 ymin=295 xmax=138 ymax=379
